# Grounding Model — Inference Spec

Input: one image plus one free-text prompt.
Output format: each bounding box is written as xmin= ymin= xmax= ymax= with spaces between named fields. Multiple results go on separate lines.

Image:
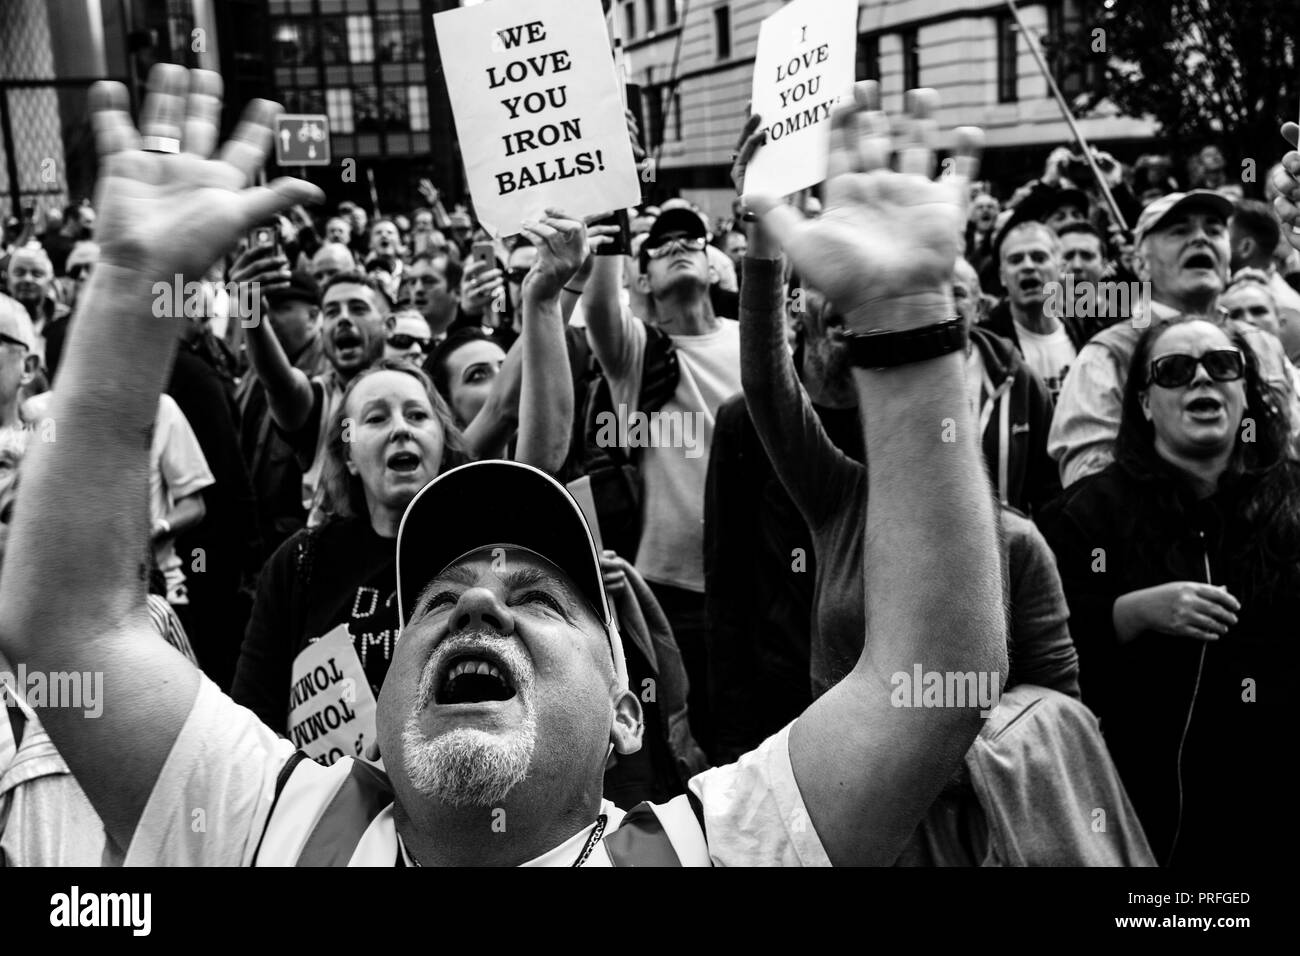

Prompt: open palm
xmin=746 ymin=85 xmax=981 ymax=330
xmin=91 ymin=66 xmax=321 ymax=282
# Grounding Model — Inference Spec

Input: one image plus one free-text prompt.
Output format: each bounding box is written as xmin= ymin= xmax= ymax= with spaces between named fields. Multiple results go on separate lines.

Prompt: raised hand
xmin=1272 ymin=123 xmax=1300 ymax=253
xmin=520 ymin=209 xmax=604 ymax=301
xmin=90 ymin=64 xmax=321 ymax=282
xmin=745 ymin=83 xmax=982 ymax=332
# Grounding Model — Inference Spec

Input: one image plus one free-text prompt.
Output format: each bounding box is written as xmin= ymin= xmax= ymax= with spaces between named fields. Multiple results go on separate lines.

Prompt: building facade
xmin=617 ymin=0 xmax=1156 ymax=221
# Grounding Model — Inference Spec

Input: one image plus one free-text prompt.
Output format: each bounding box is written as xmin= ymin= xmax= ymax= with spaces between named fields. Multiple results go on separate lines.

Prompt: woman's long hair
xmin=1114 ymin=315 xmax=1300 ymax=601
xmin=317 ymin=359 xmax=469 ymax=522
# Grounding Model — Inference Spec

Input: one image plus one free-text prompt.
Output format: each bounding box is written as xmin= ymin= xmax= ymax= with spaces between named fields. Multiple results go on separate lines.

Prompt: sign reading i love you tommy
xmin=434 ymin=0 xmax=641 ymax=237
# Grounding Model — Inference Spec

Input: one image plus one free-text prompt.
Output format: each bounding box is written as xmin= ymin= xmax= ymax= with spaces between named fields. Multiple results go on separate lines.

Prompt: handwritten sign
xmin=744 ymin=0 xmax=857 ymax=198
xmin=434 ymin=0 xmax=641 ymax=237
xmin=288 ymin=624 xmax=381 ymax=768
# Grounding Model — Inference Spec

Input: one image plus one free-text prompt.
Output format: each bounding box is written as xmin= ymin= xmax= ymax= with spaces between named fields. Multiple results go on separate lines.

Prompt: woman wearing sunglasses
xmin=1041 ymin=315 xmax=1300 ymax=867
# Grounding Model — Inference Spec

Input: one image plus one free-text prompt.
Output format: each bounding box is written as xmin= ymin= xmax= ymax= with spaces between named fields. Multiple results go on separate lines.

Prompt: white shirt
xmin=150 ymin=395 xmax=215 ymax=602
xmin=1014 ymin=320 xmax=1076 ymax=399
xmin=123 ymin=676 xmax=831 ymax=866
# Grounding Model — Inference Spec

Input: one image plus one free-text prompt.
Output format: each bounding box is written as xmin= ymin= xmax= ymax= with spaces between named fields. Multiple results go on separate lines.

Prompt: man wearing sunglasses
xmin=384 ymin=310 xmax=434 ymax=363
xmin=1049 ymin=190 xmax=1300 ymax=488
xmin=582 ymin=206 xmax=743 ymax=755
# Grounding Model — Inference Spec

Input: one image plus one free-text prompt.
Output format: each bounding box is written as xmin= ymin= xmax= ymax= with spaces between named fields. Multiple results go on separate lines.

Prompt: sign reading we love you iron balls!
xmin=434 ymin=0 xmax=641 ymax=238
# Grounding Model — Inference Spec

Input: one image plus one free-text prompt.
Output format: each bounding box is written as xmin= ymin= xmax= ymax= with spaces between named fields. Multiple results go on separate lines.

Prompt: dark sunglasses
xmin=1147 ymin=348 xmax=1245 ymax=389
xmin=387 ymin=333 xmax=431 ymax=352
xmin=646 ymin=236 xmax=707 ymax=259
xmin=0 ymin=332 xmax=30 ymax=352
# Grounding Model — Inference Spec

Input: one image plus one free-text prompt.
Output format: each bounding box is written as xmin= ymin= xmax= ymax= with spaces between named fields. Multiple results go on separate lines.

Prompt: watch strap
xmin=844 ymin=317 xmax=967 ymax=369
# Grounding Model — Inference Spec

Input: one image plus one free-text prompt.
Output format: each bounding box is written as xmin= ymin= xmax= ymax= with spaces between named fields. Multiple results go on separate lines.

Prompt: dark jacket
xmin=969 ymin=325 xmax=1061 ymax=516
xmin=1039 ymin=461 xmax=1300 ymax=866
xmin=982 ymin=299 xmax=1092 ymax=355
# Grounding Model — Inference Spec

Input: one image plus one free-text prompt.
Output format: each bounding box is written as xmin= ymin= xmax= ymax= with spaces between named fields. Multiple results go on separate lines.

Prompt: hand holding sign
xmin=747 ymin=83 xmax=983 ymax=334
xmin=520 ymin=209 xmax=607 ymax=302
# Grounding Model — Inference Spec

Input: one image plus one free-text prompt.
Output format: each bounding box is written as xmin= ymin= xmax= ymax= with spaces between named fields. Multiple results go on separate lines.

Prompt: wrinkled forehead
xmin=393 ymin=313 xmax=431 ymax=336
xmin=1153 ymin=208 xmax=1227 ymax=235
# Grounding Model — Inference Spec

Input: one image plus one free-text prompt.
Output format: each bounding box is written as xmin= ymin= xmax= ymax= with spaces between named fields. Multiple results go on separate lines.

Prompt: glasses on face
xmin=0 ymin=332 xmax=30 ymax=353
xmin=387 ymin=333 xmax=430 ymax=353
xmin=1147 ymin=348 xmax=1245 ymax=389
xmin=646 ymin=236 xmax=707 ymax=259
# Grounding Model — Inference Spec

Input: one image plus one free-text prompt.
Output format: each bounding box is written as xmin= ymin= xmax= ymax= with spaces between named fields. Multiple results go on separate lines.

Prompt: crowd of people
xmin=0 ymin=64 xmax=1297 ymax=868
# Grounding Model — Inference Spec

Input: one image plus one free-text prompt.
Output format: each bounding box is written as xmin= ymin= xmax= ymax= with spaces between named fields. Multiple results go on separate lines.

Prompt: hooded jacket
xmin=969 ymin=325 xmax=1061 ymax=516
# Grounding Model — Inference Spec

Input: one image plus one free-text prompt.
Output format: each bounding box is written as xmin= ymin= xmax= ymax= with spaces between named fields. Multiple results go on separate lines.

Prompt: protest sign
xmin=434 ymin=0 xmax=641 ymax=237
xmin=744 ymin=0 xmax=858 ymax=199
xmin=287 ymin=624 xmax=381 ymax=769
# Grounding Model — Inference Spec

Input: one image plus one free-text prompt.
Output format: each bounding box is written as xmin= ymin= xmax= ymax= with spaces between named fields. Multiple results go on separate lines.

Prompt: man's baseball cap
xmin=644 ymin=207 xmax=707 ymax=250
xmin=1134 ymin=189 xmax=1234 ymax=245
xmin=265 ymin=270 xmax=321 ymax=308
xmin=0 ymin=292 xmax=36 ymax=351
xmin=396 ymin=460 xmax=627 ymax=684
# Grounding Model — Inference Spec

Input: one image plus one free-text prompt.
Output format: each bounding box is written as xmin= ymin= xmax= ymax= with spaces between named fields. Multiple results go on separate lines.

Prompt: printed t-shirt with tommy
xmin=151 ymin=394 xmax=215 ymax=605
xmin=124 ymin=675 xmax=831 ymax=866
xmin=230 ymin=516 xmax=398 ymax=741
xmin=600 ymin=313 xmax=742 ymax=592
xmin=1013 ymin=320 xmax=1076 ymax=401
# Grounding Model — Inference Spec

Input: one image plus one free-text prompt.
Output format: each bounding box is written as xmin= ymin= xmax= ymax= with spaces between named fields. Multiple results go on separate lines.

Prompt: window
xmin=408 ymin=85 xmax=429 ymax=132
xmin=996 ymin=14 xmax=1017 ymax=103
xmin=643 ymin=87 xmax=664 ymax=150
xmin=856 ymin=34 xmax=879 ymax=82
xmin=900 ymin=29 xmax=919 ymax=90
xmin=327 ymin=88 xmax=355 ymax=134
xmin=666 ymin=0 xmax=678 ymax=25
xmin=354 ymin=84 xmax=381 ymax=132
xmin=624 ymin=2 xmax=636 ymax=39
xmin=347 ymin=14 xmax=374 ymax=64
xmin=319 ymin=16 xmax=347 ymax=65
xmin=645 ymin=0 xmax=657 ymax=33
xmin=382 ymin=86 xmax=410 ymax=130
xmin=271 ymin=18 xmax=318 ymax=67
xmin=715 ymin=6 xmax=732 ymax=60
xmin=1046 ymin=0 xmax=1098 ymax=99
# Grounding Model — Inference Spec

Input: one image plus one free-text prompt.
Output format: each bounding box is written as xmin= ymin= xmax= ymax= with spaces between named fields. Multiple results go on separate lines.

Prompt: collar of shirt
xmin=386 ymin=798 xmax=625 ymax=867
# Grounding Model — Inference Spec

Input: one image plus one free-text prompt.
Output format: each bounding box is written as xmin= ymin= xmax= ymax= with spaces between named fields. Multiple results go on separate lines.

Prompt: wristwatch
xmin=843 ymin=317 xmax=968 ymax=369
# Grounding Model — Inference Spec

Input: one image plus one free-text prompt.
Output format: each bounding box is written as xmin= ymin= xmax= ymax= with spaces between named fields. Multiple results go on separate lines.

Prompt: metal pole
xmin=0 ymin=91 xmax=22 ymax=220
xmin=1004 ymin=0 xmax=1128 ymax=233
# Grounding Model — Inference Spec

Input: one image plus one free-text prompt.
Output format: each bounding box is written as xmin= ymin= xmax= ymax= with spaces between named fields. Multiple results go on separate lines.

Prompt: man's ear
xmin=608 ymin=688 xmax=643 ymax=762
xmin=634 ymin=271 xmax=651 ymax=296
xmin=1139 ymin=388 xmax=1153 ymax=422
xmin=384 ymin=314 xmax=396 ymax=332
xmin=1234 ymin=235 xmax=1255 ymax=265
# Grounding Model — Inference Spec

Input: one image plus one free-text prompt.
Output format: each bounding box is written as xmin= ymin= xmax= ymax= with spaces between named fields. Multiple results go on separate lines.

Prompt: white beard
xmin=400 ymin=635 xmax=537 ymax=808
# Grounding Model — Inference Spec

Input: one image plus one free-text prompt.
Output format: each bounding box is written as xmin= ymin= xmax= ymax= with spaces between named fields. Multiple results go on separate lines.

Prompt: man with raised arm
xmin=0 ymin=69 xmax=1003 ymax=866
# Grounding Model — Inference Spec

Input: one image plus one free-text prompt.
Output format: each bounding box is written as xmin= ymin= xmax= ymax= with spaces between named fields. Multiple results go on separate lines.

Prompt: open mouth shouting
xmin=1181 ymin=249 xmax=1218 ymax=272
xmin=386 ymin=449 xmax=424 ymax=475
xmin=438 ymin=655 xmax=517 ymax=706
xmin=1018 ymin=276 xmax=1044 ymax=296
xmin=1185 ymin=393 xmax=1225 ymax=422
xmin=419 ymin=635 xmax=531 ymax=721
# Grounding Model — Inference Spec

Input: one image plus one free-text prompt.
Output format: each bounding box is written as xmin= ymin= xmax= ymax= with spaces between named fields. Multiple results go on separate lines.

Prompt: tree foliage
xmin=1076 ymin=0 xmax=1300 ymax=185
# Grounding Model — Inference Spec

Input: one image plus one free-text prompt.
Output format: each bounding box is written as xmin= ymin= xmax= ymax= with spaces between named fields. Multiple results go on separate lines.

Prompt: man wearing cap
xmin=1048 ymin=189 xmax=1300 ymax=487
xmin=0 ymin=68 xmax=1004 ymax=867
xmin=581 ymin=204 xmax=743 ymax=755
xmin=235 ymin=268 xmax=328 ymax=558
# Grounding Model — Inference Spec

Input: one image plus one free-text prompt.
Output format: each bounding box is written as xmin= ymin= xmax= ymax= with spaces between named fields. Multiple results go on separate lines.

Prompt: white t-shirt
xmin=122 ymin=676 xmax=830 ymax=866
xmin=1014 ymin=321 xmax=1076 ymax=399
xmin=150 ymin=395 xmax=215 ymax=603
xmin=602 ymin=314 xmax=742 ymax=592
